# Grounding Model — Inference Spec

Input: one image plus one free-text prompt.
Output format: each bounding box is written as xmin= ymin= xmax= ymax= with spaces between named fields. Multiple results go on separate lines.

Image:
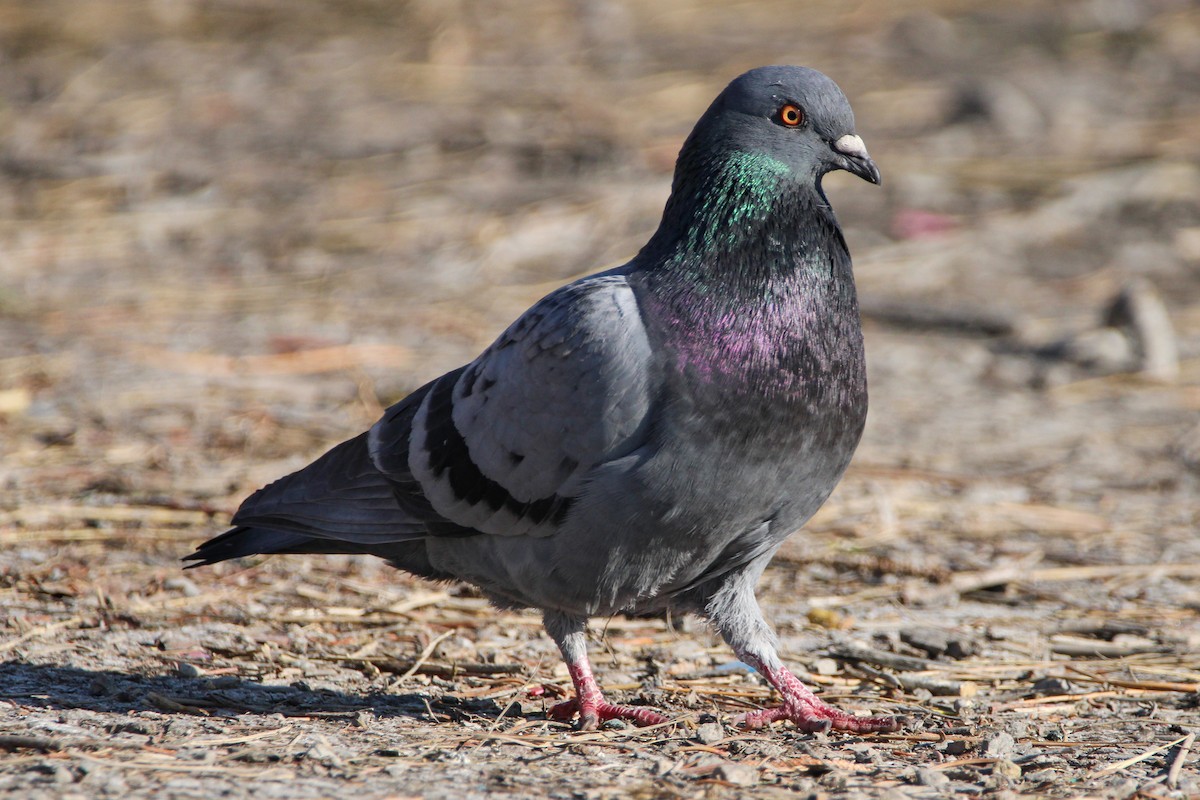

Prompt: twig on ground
xmin=996 ymin=690 xmax=1125 ymax=711
xmin=183 ymin=725 xmax=297 ymax=748
xmin=146 ymin=693 xmax=213 ymax=715
xmin=852 ymin=663 xmax=974 ymax=697
xmin=0 ymin=735 xmax=61 ymax=752
xmin=859 ymin=299 xmax=1018 ymax=337
xmin=131 ymin=343 xmax=412 ymax=376
xmin=0 ymin=615 xmax=88 ymax=655
xmin=1028 ymin=564 xmax=1200 ymax=582
xmin=1065 ymin=666 xmax=1200 ymax=693
xmin=1092 ymin=734 xmax=1189 ymax=779
xmin=1049 ymin=636 xmax=1171 ymax=658
xmin=0 ymin=528 xmax=200 ymax=543
xmin=332 ymin=655 xmax=525 ymax=678
xmin=397 ymin=630 xmax=454 ymax=680
xmin=827 ymin=643 xmax=932 ymax=673
xmin=904 ymin=554 xmax=1045 ymax=604
xmin=0 ymin=504 xmax=213 ymax=527
xmin=1166 ymin=732 xmax=1195 ymax=789
xmin=809 ymin=562 xmax=1200 ymax=609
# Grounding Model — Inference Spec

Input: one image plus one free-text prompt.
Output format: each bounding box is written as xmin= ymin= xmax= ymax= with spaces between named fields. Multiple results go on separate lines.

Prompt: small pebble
xmin=1001 ymin=719 xmax=1032 ymax=740
xmin=819 ymin=769 xmax=848 ymax=790
xmin=1176 ymin=423 xmax=1200 ymax=472
xmin=846 ymin=743 xmax=879 ymax=764
xmin=694 ymin=722 xmax=725 ymax=745
xmin=163 ymin=576 xmax=201 ymax=597
xmin=1024 ymin=768 xmax=1059 ymax=783
xmin=807 ymin=608 xmax=851 ymax=629
xmin=1107 ymin=778 xmax=1139 ymax=800
xmin=812 ymin=657 xmax=839 ymax=676
xmin=916 ymin=767 xmax=949 ymax=787
xmin=711 ymin=660 xmax=753 ymax=675
xmin=1056 ymin=328 xmax=1134 ymax=372
xmin=1106 ymin=278 xmax=1179 ymax=382
xmin=993 ymin=758 xmax=1022 ymax=780
xmin=176 ymin=662 xmax=202 ymax=679
xmin=900 ymin=627 xmax=952 ymax=658
xmin=1031 ymin=676 xmax=1073 ymax=695
xmin=102 ymin=775 xmax=129 ymax=794
xmin=982 ymin=731 xmax=1016 ymax=758
xmin=304 ymin=740 xmax=343 ymax=767
xmin=714 ymin=761 xmax=757 ymax=786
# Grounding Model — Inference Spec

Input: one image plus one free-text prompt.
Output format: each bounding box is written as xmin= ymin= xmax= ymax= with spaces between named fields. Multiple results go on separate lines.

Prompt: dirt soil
xmin=1 ymin=1 xmax=1199 ymax=798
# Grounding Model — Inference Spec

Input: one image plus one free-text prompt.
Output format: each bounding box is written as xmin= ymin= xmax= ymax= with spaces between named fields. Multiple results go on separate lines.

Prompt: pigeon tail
xmin=184 ymin=431 xmax=428 ymax=567
xmin=184 ymin=526 xmax=313 ymax=567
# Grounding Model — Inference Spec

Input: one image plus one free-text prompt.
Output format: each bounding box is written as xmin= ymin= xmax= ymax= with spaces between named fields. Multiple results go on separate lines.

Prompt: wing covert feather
xmin=394 ymin=272 xmax=655 ymax=536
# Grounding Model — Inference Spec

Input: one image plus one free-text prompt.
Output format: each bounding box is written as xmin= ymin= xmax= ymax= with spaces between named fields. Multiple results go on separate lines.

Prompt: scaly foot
xmin=549 ymin=697 xmax=668 ymax=730
xmin=736 ymin=657 xmax=901 ymax=734
xmin=737 ymin=698 xmax=901 ymax=733
xmin=546 ymin=658 xmax=668 ymax=730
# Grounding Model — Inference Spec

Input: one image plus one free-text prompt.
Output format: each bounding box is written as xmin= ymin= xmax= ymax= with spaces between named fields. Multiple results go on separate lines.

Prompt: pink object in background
xmin=891 ymin=209 xmax=959 ymax=240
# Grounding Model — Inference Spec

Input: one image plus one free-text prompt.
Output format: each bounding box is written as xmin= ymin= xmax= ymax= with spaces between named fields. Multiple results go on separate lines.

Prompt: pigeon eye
xmin=779 ymin=104 xmax=805 ymax=127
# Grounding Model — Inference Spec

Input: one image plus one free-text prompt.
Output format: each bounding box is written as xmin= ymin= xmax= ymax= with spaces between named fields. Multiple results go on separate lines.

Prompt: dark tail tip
xmin=182 ymin=526 xmax=267 ymax=568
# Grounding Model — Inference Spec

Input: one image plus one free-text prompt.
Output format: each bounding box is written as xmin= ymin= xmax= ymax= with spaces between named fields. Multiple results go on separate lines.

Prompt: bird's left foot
xmin=736 ymin=698 xmax=901 ymax=734
xmin=548 ymin=697 xmax=668 ymax=730
xmin=734 ymin=659 xmax=901 ymax=734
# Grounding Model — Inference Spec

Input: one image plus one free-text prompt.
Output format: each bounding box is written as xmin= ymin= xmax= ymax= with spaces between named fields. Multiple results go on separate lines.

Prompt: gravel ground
xmin=1 ymin=1 xmax=1199 ymax=798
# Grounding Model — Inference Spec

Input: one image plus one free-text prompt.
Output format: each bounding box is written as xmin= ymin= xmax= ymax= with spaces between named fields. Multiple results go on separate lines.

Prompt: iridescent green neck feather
xmin=638 ymin=144 xmax=847 ymax=298
xmin=688 ymin=150 xmax=792 ymax=246
xmin=645 ymin=149 xmax=793 ymax=264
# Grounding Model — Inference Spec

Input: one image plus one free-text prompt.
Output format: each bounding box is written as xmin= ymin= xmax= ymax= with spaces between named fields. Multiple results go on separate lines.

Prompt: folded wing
xmin=187 ymin=271 xmax=657 ymax=566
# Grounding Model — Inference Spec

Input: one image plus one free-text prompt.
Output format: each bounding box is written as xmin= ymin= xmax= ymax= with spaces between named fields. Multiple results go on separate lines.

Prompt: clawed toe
xmin=737 ymin=703 xmax=900 ymax=734
xmin=737 ymin=707 xmax=832 ymax=733
xmin=841 ymin=714 xmax=902 ymax=734
xmin=548 ymin=698 xmax=581 ymax=723
xmin=547 ymin=697 xmax=669 ymax=729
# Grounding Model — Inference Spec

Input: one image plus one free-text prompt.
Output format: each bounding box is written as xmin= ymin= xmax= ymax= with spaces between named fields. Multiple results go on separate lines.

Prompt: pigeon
xmin=187 ymin=65 xmax=897 ymax=734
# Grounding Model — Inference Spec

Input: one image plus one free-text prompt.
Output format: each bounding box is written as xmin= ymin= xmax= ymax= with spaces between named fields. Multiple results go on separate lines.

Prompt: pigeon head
xmin=685 ymin=65 xmax=880 ymax=188
xmin=643 ymin=66 xmax=878 ymax=268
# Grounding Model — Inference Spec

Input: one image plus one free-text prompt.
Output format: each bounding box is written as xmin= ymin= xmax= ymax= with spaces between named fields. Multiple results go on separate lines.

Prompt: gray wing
xmin=370 ymin=270 xmax=657 ymax=537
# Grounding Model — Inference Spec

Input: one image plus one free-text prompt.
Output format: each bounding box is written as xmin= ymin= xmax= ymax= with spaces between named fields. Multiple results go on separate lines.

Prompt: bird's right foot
xmin=544 ymin=654 xmax=670 ymax=730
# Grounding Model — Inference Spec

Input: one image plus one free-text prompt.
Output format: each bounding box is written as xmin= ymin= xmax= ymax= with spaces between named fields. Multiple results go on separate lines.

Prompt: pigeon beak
xmin=832 ymin=134 xmax=881 ymax=186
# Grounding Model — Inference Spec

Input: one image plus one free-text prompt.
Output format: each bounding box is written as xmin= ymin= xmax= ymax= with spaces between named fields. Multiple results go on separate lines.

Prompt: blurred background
xmin=1 ymin=0 xmax=1196 ymax=553
xmin=0 ymin=1 xmax=1198 ymax=796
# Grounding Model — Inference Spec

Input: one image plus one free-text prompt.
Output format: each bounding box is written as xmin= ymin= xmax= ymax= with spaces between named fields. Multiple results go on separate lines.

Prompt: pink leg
xmin=548 ymin=658 xmax=668 ymax=730
xmin=737 ymin=656 xmax=900 ymax=734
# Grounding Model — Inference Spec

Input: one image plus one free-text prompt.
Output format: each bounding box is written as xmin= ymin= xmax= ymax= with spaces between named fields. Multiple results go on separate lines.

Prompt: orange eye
xmin=779 ymin=104 xmax=804 ymax=127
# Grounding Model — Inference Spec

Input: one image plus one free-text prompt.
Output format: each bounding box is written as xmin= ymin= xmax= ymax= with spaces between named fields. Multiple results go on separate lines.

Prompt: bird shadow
xmin=0 ymin=660 xmax=510 ymax=725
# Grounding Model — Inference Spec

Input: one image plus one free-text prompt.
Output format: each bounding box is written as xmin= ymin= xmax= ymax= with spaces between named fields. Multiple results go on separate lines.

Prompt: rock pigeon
xmin=187 ymin=65 xmax=897 ymax=734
